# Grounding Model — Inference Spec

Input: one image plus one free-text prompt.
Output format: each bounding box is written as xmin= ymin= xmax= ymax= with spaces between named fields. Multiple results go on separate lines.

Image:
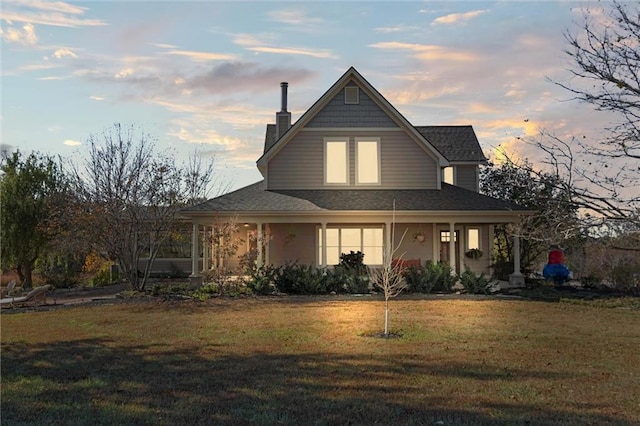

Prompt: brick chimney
xmin=275 ymin=82 xmax=291 ymax=140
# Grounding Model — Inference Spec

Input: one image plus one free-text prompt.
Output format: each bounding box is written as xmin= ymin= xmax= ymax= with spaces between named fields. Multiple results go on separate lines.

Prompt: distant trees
xmin=71 ymin=123 xmax=215 ymax=290
xmin=480 ymin=160 xmax=584 ymax=277
xmin=0 ymin=151 xmax=68 ymax=289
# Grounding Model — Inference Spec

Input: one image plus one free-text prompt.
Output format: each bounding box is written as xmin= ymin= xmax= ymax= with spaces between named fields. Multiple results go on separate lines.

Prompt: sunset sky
xmin=1 ymin=0 xmax=616 ymax=191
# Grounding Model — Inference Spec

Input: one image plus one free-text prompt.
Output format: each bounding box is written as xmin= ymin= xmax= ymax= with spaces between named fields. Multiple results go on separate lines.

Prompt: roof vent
xmin=344 ymin=86 xmax=359 ymax=104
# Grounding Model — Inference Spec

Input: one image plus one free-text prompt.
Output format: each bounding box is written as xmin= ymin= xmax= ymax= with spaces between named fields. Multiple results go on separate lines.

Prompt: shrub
xmin=403 ymin=265 xmax=436 ymax=294
xmin=426 ymin=261 xmax=456 ymax=292
xmin=276 ymin=263 xmax=326 ymax=295
xmin=339 ymin=251 xmax=366 ymax=275
xmin=459 ymin=266 xmax=491 ymax=294
xmin=36 ymin=253 xmax=84 ymax=288
xmin=245 ymin=265 xmax=279 ymax=295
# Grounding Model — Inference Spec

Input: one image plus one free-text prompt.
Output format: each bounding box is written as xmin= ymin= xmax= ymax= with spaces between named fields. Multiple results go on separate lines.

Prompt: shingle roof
xmin=415 ymin=126 xmax=486 ymax=162
xmin=184 ymin=180 xmax=527 ymax=213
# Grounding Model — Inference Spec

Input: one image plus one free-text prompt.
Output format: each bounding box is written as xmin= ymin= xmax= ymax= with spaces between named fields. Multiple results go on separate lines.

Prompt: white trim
xmin=465 ymin=226 xmax=480 ymax=251
xmin=324 ymin=137 xmax=349 ymax=185
xmin=355 ymin=137 xmax=381 ymax=186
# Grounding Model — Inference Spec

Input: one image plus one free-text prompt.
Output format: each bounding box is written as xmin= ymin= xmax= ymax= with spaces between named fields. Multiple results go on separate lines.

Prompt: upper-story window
xmin=356 ymin=138 xmax=380 ymax=185
xmin=324 ymin=138 xmax=348 ymax=185
xmin=443 ymin=166 xmax=455 ymax=185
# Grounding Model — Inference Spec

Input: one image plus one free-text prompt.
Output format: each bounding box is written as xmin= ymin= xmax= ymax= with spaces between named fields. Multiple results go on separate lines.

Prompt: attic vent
xmin=344 ymin=86 xmax=359 ymax=104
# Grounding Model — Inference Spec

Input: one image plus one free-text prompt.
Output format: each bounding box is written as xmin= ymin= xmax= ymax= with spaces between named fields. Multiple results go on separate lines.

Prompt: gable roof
xmin=184 ymin=180 xmax=528 ymax=214
xmin=416 ymin=126 xmax=487 ymax=163
xmin=257 ymin=67 xmax=448 ymax=172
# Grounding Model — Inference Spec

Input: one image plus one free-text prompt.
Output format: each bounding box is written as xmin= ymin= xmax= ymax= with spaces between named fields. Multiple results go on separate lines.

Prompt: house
xmin=181 ymin=67 xmax=529 ymax=285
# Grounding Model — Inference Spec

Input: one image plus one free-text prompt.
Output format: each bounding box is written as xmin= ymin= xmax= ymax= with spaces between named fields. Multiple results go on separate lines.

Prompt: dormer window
xmin=344 ymin=86 xmax=359 ymax=104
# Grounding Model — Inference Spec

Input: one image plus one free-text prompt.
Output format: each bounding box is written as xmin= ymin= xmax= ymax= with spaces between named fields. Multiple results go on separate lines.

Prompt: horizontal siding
xmin=267 ymin=130 xmax=437 ymax=190
xmin=306 ymin=82 xmax=397 ymax=128
xmin=456 ymin=165 xmax=478 ymax=192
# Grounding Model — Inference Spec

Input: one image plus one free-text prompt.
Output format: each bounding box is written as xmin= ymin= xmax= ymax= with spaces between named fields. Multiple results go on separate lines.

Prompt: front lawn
xmin=2 ymin=296 xmax=639 ymax=425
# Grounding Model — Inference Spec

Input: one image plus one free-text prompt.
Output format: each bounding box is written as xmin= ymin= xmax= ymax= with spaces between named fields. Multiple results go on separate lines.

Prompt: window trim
xmin=355 ymin=137 xmax=381 ymax=185
xmin=466 ymin=227 xmax=480 ymax=251
xmin=324 ymin=137 xmax=349 ymax=185
xmin=318 ymin=225 xmax=384 ymax=266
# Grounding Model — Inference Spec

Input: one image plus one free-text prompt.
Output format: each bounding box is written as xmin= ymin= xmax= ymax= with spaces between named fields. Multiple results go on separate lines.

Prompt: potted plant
xmin=465 ymin=248 xmax=483 ymax=259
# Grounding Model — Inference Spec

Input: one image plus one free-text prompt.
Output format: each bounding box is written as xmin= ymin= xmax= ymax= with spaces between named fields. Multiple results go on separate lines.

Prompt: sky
xmin=1 ymin=0 xmax=618 ymax=192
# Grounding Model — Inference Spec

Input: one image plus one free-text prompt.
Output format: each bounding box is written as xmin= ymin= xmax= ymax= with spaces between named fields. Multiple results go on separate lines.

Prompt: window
xmin=440 ymin=230 xmax=457 ymax=243
xmin=325 ymin=138 xmax=348 ymax=184
xmin=467 ymin=228 xmax=480 ymax=250
xmin=318 ymin=227 xmax=384 ymax=265
xmin=443 ymin=166 xmax=454 ymax=185
xmin=356 ymin=138 xmax=380 ymax=184
xmin=344 ymin=86 xmax=359 ymax=104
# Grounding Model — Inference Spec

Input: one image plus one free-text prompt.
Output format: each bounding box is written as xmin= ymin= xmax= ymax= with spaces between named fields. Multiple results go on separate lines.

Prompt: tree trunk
xmin=18 ymin=263 xmax=34 ymax=290
xmin=384 ymin=298 xmax=389 ymax=335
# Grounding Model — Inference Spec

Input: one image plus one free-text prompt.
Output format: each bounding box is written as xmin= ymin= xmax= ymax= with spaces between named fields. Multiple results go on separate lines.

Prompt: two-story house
xmin=182 ymin=67 xmax=528 ymax=284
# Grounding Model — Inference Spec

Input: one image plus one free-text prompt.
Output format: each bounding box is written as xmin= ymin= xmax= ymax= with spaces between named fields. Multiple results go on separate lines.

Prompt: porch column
xmin=201 ymin=225 xmax=209 ymax=273
xmin=321 ymin=222 xmax=327 ymax=267
xmin=432 ymin=223 xmax=438 ymax=263
xmin=189 ymin=223 xmax=202 ymax=288
xmin=449 ymin=222 xmax=456 ymax=273
xmin=264 ymin=224 xmax=270 ymax=267
xmin=488 ymin=225 xmax=495 ymax=277
xmin=256 ymin=222 xmax=263 ymax=268
xmin=509 ymin=233 xmax=525 ymax=287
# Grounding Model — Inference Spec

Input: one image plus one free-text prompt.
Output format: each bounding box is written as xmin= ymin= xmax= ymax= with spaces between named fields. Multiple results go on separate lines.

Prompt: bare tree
xmin=545 ymin=1 xmax=640 ymax=238
xmin=71 ymin=123 xmax=215 ymax=290
xmin=368 ymin=202 xmax=408 ymax=336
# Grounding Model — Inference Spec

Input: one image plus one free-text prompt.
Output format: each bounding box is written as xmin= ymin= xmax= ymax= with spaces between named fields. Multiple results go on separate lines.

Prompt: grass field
xmin=2 ymin=295 xmax=639 ymax=425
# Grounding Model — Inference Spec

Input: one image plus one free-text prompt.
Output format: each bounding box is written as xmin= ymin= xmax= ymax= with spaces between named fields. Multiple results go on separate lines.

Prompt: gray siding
xmin=306 ymin=82 xmax=397 ymax=128
xmin=267 ymin=130 xmax=438 ymax=190
xmin=456 ymin=165 xmax=478 ymax=192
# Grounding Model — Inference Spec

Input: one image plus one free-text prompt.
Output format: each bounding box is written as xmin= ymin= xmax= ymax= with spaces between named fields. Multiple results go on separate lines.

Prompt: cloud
xmin=2 ymin=0 xmax=108 ymax=28
xmin=38 ymin=75 xmax=69 ymax=81
xmin=268 ymin=9 xmax=323 ymax=28
xmin=90 ymin=96 xmax=104 ymax=101
xmin=53 ymin=48 xmax=77 ymax=59
xmin=7 ymin=0 xmax=88 ymax=15
xmin=184 ymin=62 xmax=316 ymax=96
xmin=151 ymin=42 xmax=178 ymax=49
xmin=432 ymin=10 xmax=487 ymax=25
xmin=247 ymin=46 xmax=336 ymax=59
xmin=233 ymin=32 xmax=336 ymax=59
xmin=18 ymin=63 xmax=60 ymax=72
xmin=161 ymin=49 xmax=237 ymax=62
xmin=1 ymin=22 xmax=38 ymax=45
xmin=63 ymin=139 xmax=82 ymax=146
xmin=369 ymin=42 xmax=478 ymax=62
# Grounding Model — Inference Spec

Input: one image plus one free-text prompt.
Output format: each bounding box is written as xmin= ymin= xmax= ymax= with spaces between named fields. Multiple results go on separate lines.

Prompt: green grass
xmin=2 ymin=296 xmax=639 ymax=425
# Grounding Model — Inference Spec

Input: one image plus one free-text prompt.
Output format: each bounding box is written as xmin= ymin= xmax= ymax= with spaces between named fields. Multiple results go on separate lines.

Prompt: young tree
xmin=72 ymin=123 xmax=215 ymax=290
xmin=0 ymin=151 xmax=67 ymax=289
xmin=368 ymin=202 xmax=408 ymax=336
